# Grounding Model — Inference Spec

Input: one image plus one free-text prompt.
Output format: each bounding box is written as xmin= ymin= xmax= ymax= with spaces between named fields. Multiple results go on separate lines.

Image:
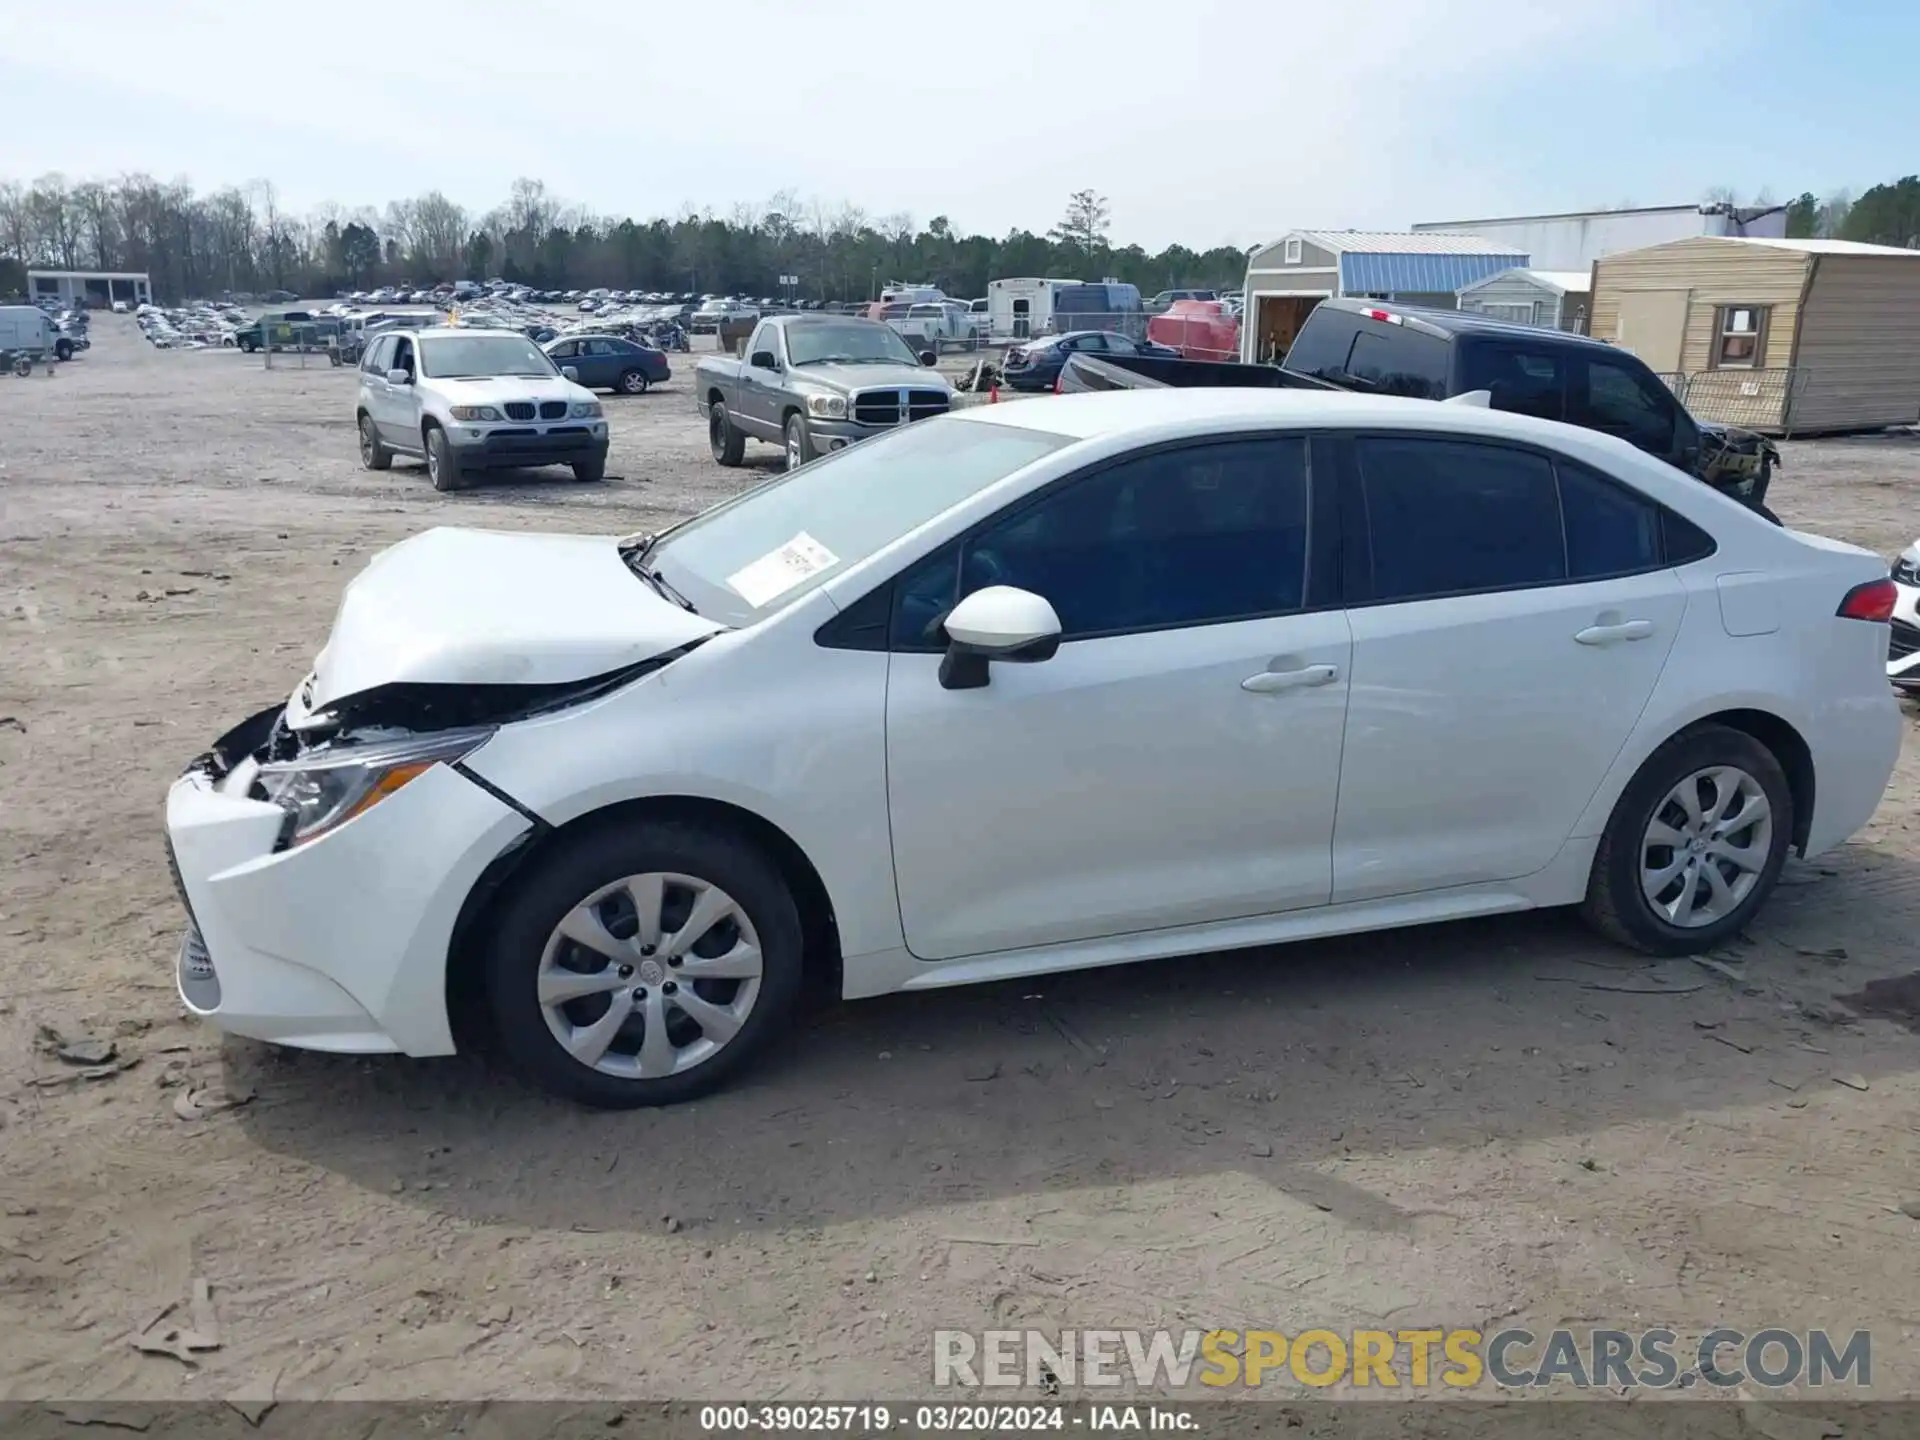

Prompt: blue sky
xmin=0 ymin=0 xmax=1911 ymax=250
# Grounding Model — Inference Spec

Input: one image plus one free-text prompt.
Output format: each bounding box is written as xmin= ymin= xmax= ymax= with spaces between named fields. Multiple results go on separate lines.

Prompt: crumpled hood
xmin=306 ymin=527 xmax=725 ymax=713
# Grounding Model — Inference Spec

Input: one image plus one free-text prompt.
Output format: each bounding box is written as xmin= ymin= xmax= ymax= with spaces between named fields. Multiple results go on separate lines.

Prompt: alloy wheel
xmin=1639 ymin=765 xmax=1772 ymax=927
xmin=537 ymin=872 xmax=765 ymax=1079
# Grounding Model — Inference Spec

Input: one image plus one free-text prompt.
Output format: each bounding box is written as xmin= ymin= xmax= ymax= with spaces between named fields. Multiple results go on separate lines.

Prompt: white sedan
xmin=164 ymin=390 xmax=1903 ymax=1107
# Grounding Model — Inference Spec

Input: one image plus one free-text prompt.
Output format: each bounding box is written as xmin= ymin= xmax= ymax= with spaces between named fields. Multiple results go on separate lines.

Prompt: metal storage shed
xmin=1240 ymin=230 xmax=1528 ymax=362
xmin=1589 ymin=236 xmax=1920 ymax=434
xmin=1456 ymin=267 xmax=1592 ymax=332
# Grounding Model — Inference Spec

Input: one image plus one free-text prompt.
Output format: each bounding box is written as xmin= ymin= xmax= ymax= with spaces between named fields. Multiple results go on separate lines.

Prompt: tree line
xmin=0 ymin=175 xmax=1250 ymax=305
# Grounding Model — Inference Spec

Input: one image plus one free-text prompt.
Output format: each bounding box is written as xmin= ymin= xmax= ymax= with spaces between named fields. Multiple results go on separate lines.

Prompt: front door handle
xmin=1242 ymin=663 xmax=1339 ymax=694
xmin=1575 ymin=619 xmax=1655 ymax=645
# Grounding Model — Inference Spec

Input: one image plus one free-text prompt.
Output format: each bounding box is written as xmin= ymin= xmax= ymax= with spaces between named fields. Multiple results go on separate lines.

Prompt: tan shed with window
xmin=1590 ymin=236 xmax=1920 ymax=433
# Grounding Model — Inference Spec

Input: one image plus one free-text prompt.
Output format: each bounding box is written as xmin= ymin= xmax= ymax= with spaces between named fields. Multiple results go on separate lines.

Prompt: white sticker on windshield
xmin=726 ymin=532 xmax=840 ymax=608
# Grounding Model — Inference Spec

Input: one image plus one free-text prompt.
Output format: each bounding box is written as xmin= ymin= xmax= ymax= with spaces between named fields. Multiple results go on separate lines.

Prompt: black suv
xmin=1283 ymin=299 xmax=1778 ymax=510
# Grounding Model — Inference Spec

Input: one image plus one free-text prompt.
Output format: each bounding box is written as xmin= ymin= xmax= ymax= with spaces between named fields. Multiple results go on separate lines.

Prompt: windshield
xmin=653 ymin=418 xmax=1071 ymax=624
xmin=786 ymin=320 xmax=922 ymax=366
xmin=419 ymin=334 xmax=556 ymax=379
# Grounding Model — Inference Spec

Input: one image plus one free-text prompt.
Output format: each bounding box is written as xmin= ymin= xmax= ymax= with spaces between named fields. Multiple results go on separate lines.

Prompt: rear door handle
xmin=1575 ymin=619 xmax=1655 ymax=645
xmin=1242 ymin=663 xmax=1339 ymax=694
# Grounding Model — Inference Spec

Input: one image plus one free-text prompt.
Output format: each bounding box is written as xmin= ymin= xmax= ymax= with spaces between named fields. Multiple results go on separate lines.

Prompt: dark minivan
xmin=1282 ymin=299 xmax=1776 ymax=502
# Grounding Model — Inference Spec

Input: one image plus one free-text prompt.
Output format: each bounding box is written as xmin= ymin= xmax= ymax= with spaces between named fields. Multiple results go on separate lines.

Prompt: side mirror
xmin=750 ymin=350 xmax=779 ymax=370
xmin=385 ymin=368 xmax=411 ymax=385
xmin=919 ymin=350 xmax=938 ymax=367
xmin=938 ymin=586 xmax=1062 ymax=690
xmin=561 ymin=365 xmax=580 ymax=382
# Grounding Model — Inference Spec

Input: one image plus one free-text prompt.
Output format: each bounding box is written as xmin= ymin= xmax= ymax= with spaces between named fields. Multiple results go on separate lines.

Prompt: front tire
xmin=618 ymin=369 xmax=650 ymax=395
xmin=484 ymin=821 xmax=806 ymax=1108
xmin=53 ymin=339 xmax=73 ymax=362
xmin=572 ymin=455 xmax=606 ymax=482
xmin=708 ymin=401 xmax=745 ymax=467
xmin=1581 ymin=724 xmax=1793 ymax=955
xmin=783 ymin=412 xmax=816 ymax=471
xmin=425 ymin=424 xmax=463 ymax=492
xmin=357 ymin=413 xmax=392 ymax=471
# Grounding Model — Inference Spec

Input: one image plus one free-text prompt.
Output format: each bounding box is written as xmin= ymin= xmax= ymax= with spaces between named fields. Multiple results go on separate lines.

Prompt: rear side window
xmin=1661 ymin=510 xmax=1717 ymax=565
xmin=1285 ymin=310 xmax=1361 ymax=381
xmin=1356 ymin=437 xmax=1565 ymax=601
xmin=1344 ymin=328 xmax=1449 ymax=399
xmin=1461 ymin=343 xmax=1566 ymax=422
xmin=1558 ymin=461 xmax=1661 ymax=578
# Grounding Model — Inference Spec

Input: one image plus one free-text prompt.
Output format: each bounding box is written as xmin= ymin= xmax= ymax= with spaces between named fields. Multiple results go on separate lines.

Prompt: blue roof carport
xmin=1339 ymin=250 xmax=1528 ymax=294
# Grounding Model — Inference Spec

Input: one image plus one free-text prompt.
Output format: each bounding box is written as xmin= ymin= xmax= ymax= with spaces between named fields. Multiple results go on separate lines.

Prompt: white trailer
xmin=986 ymin=278 xmax=1082 ymax=340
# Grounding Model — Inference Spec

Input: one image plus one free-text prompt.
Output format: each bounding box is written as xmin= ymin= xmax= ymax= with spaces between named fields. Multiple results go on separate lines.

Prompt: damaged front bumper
xmin=163 ymin=700 xmax=533 ymax=1056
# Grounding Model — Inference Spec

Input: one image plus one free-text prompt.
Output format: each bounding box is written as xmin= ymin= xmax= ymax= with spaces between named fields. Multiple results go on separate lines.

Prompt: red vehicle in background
xmin=1147 ymin=299 xmax=1240 ymax=362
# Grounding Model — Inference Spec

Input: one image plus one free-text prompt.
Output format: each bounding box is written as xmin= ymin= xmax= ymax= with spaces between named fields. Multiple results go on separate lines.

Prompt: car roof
xmin=951 ymin=386 xmax=1666 ymax=475
xmin=1318 ymin=296 xmax=1617 ymax=351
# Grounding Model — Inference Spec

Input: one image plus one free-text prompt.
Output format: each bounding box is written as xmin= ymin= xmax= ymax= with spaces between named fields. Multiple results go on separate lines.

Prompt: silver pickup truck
xmin=695 ymin=314 xmax=956 ymax=470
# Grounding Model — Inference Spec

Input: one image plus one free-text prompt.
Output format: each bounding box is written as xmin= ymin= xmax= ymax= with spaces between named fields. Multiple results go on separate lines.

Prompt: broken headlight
xmin=255 ymin=727 xmax=495 ymax=849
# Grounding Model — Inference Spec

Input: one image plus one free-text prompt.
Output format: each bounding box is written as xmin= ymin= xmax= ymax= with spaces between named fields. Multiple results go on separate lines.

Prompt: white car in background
xmin=165 ymin=390 xmax=1902 ymax=1108
xmin=1889 ymin=539 xmax=1920 ymax=690
xmin=354 ymin=326 xmax=608 ymax=491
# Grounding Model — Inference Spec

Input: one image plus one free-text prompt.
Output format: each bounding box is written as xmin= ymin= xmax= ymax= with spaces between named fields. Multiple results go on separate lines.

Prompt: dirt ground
xmin=2 ymin=318 xmax=1918 ymax=1406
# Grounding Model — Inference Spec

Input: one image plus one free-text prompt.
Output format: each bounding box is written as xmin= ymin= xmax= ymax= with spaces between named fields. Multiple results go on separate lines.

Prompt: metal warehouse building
xmin=1590 ymin=236 xmax=1920 ymax=434
xmin=1240 ymin=231 xmax=1527 ymax=363
xmin=27 ymin=269 xmax=152 ymax=308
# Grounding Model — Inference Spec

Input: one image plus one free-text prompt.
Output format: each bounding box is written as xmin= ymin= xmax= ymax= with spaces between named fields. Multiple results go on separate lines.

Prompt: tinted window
xmin=1284 ymin=310 xmax=1360 ymax=380
xmin=1461 ymin=343 xmax=1566 ymax=422
xmin=1558 ymin=461 xmax=1661 ymax=578
xmin=1576 ymin=358 xmax=1676 ymax=454
xmin=1106 ymin=334 xmax=1137 ymax=354
xmin=1357 ymin=437 xmax=1564 ymax=601
xmin=361 ymin=335 xmax=392 ymax=373
xmin=1661 ymin=510 xmax=1717 ymax=565
xmin=1345 ymin=329 xmax=1448 ymax=399
xmin=891 ymin=438 xmax=1311 ymax=647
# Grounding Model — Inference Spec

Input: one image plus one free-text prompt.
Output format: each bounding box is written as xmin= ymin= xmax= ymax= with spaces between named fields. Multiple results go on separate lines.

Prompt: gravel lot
xmin=3 ymin=317 xmax=1919 ymax=1405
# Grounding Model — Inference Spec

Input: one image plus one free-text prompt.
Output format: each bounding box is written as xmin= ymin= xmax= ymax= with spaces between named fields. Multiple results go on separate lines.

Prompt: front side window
xmin=891 ymin=437 xmax=1312 ymax=648
xmin=418 ymin=334 xmax=554 ymax=379
xmin=1575 ymin=358 xmax=1676 ymax=454
xmin=390 ymin=336 xmax=415 ymax=376
xmin=361 ymin=335 xmax=393 ymax=374
xmin=1711 ymin=305 xmax=1768 ymax=368
xmin=1357 ymin=437 xmax=1564 ymax=602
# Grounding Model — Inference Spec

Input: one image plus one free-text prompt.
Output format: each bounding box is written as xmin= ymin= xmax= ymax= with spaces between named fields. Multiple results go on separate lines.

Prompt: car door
xmin=360 ymin=335 xmax=397 ymax=437
xmin=740 ymin=324 xmax=784 ymax=433
xmin=585 ymin=338 xmax=625 ymax=389
xmin=380 ymin=335 xmax=420 ymax=446
xmin=1569 ymin=352 xmax=1686 ymax=468
xmin=885 ymin=434 xmax=1351 ymax=961
xmin=1330 ymin=433 xmax=1688 ymax=903
xmin=547 ymin=339 xmax=578 ymax=382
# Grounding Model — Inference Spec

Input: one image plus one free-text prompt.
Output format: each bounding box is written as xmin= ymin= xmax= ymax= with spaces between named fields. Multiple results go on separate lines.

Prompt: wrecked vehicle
xmin=1060 ymin=298 xmax=1783 ymax=518
xmin=696 ymin=314 xmax=949 ymax=471
xmin=164 ymin=391 xmax=1900 ymax=1111
xmin=1889 ymin=538 xmax=1920 ymax=692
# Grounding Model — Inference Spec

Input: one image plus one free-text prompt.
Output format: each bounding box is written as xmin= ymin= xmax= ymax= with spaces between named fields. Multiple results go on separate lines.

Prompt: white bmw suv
xmin=167 ymin=390 xmax=1902 ymax=1108
xmin=355 ymin=326 xmax=609 ymax=491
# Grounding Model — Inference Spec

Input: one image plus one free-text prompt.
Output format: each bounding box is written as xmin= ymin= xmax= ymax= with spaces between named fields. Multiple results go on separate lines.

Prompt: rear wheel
xmin=425 ymin=424 xmax=463 ymax=492
xmin=484 ymin=821 xmax=805 ymax=1107
xmin=357 ymin=413 xmax=392 ymax=471
xmin=708 ymin=401 xmax=745 ymax=467
xmin=1581 ymin=724 xmax=1793 ymax=955
xmin=618 ymin=369 xmax=650 ymax=395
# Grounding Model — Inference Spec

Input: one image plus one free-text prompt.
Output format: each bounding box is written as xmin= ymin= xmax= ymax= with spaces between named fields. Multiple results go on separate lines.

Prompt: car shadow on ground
xmin=232 ymin=845 xmax=1920 ymax=1237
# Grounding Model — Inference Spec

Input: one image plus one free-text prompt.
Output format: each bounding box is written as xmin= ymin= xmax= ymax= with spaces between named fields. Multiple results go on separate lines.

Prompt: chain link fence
xmin=1652 ymin=368 xmax=1804 ymax=433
